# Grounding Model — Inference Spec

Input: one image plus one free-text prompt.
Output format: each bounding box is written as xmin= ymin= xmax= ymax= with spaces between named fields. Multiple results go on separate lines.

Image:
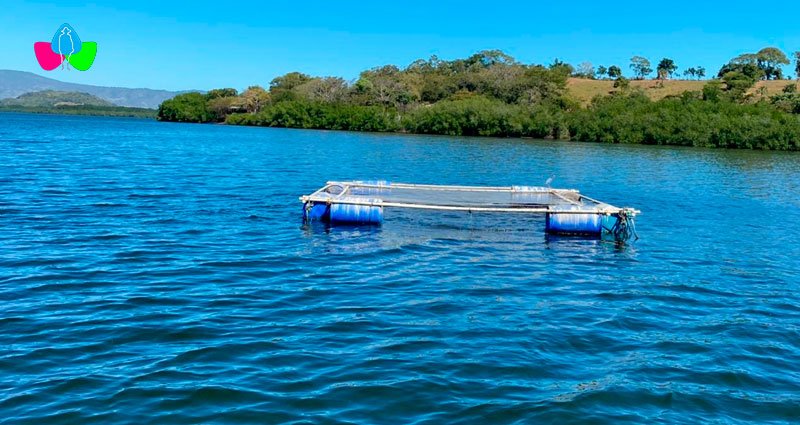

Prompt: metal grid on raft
xmin=301 ymin=181 xmax=635 ymax=214
xmin=299 ymin=181 xmax=640 ymax=240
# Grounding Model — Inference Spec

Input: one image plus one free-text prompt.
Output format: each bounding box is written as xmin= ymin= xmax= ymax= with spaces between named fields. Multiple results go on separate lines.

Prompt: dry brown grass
xmin=566 ymin=78 xmax=798 ymax=105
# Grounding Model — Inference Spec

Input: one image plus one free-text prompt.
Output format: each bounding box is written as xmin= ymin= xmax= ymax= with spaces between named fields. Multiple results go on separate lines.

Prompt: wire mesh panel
xmin=305 ymin=181 xmax=610 ymax=212
xmin=300 ymin=181 xmax=640 ymax=240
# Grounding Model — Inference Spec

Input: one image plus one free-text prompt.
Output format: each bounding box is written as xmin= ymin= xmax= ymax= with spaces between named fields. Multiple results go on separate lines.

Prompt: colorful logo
xmin=34 ymin=23 xmax=97 ymax=71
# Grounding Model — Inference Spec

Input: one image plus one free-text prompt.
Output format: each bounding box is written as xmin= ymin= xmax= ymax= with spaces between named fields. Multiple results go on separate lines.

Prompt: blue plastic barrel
xmin=545 ymin=206 xmax=602 ymax=235
xmin=304 ymin=201 xmax=330 ymax=222
xmin=303 ymin=193 xmax=331 ymax=222
xmin=329 ymin=197 xmax=383 ymax=225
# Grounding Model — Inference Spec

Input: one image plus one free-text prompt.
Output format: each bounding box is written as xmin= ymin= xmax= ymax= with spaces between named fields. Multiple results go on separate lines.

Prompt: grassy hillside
xmin=567 ymin=78 xmax=797 ymax=105
xmin=0 ymin=90 xmax=115 ymax=107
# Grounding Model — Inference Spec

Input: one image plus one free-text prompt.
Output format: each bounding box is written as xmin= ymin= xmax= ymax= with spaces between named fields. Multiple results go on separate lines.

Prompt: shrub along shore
xmin=157 ymin=49 xmax=800 ymax=150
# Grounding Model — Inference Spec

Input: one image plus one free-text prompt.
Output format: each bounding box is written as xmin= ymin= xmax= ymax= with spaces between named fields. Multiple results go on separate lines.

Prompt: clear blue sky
xmin=3 ymin=0 xmax=799 ymax=91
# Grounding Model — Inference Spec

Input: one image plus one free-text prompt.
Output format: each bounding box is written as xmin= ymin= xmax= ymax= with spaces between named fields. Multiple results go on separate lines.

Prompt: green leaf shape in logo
xmin=67 ymin=42 xmax=97 ymax=71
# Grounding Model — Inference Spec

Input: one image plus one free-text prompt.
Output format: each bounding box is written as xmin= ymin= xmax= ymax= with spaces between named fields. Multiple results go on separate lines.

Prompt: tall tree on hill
xmin=717 ymin=55 xmax=765 ymax=81
xmin=756 ymin=47 xmax=790 ymax=80
xmin=574 ymin=62 xmax=595 ymax=79
xmin=607 ymin=65 xmax=622 ymax=79
xmin=795 ymin=51 xmax=800 ymax=80
xmin=596 ymin=65 xmax=608 ymax=79
xmin=549 ymin=58 xmax=574 ymax=77
xmin=630 ymin=56 xmax=652 ymax=80
xmin=718 ymin=48 xmax=788 ymax=80
xmin=697 ymin=67 xmax=706 ymax=80
xmin=657 ymin=58 xmax=678 ymax=80
xmin=467 ymin=50 xmax=516 ymax=67
xmin=683 ymin=68 xmax=696 ymax=79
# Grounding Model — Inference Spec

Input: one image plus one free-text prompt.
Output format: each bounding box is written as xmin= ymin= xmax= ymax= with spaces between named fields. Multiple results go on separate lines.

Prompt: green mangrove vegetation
xmin=157 ymin=49 xmax=800 ymax=150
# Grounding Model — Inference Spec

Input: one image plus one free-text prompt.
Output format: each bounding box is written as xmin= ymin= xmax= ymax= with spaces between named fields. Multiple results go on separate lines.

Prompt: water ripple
xmin=1 ymin=113 xmax=800 ymax=424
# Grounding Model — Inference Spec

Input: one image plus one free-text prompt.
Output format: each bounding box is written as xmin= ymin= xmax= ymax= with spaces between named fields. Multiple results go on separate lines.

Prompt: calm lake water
xmin=1 ymin=112 xmax=800 ymax=424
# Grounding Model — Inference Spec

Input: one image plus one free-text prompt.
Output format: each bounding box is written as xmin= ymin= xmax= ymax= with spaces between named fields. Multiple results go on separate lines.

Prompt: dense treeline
xmin=226 ymin=101 xmax=398 ymax=132
xmin=402 ymin=97 xmax=566 ymax=138
xmin=158 ymin=49 xmax=800 ymax=150
xmin=569 ymin=91 xmax=800 ymax=149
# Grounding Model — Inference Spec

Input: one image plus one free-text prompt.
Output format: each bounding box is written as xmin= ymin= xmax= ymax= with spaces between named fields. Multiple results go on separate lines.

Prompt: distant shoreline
xmin=161 ymin=92 xmax=800 ymax=151
xmin=154 ymin=49 xmax=800 ymax=151
xmin=0 ymin=105 xmax=156 ymax=118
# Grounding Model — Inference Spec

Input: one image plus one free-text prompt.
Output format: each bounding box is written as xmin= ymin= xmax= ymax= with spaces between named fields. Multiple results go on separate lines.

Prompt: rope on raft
xmin=609 ymin=209 xmax=639 ymax=241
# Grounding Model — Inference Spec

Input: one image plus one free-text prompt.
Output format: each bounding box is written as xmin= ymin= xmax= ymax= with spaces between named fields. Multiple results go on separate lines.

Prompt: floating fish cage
xmin=300 ymin=181 xmax=640 ymax=241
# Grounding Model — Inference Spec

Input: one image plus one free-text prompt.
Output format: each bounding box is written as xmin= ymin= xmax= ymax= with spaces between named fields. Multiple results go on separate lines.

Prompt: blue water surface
xmin=1 ymin=113 xmax=799 ymax=424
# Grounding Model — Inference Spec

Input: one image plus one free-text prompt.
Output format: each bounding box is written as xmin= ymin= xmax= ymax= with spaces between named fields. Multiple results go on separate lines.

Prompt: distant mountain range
xmin=0 ymin=70 xmax=193 ymax=109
